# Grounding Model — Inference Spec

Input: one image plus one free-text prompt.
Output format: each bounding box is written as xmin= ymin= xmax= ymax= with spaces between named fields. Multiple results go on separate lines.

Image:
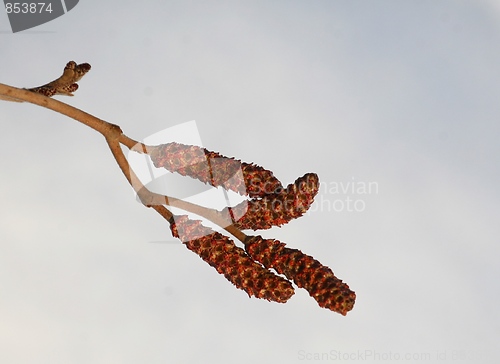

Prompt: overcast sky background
xmin=1 ymin=1 xmax=499 ymax=363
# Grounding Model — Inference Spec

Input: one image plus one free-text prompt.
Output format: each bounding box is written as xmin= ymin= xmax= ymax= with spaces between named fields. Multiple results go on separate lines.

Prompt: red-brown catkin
xmin=224 ymin=173 xmax=320 ymax=230
xmin=245 ymin=236 xmax=356 ymax=315
xmin=170 ymin=215 xmax=294 ymax=303
xmin=149 ymin=142 xmax=283 ymax=198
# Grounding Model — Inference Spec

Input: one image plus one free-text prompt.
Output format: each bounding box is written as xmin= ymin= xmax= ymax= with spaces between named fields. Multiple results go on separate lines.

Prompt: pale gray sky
xmin=1 ymin=1 xmax=499 ymax=363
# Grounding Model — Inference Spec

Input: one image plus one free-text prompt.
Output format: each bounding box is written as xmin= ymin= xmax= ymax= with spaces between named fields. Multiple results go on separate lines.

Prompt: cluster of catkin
xmin=16 ymin=61 xmax=355 ymax=315
xmin=149 ymin=142 xmax=355 ymax=315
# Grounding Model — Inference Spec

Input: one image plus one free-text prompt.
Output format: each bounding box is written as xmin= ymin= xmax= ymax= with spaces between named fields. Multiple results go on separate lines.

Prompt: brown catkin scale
xmin=245 ymin=236 xmax=356 ymax=315
xmin=170 ymin=215 xmax=294 ymax=303
xmin=149 ymin=142 xmax=283 ymax=198
xmin=224 ymin=173 xmax=320 ymax=230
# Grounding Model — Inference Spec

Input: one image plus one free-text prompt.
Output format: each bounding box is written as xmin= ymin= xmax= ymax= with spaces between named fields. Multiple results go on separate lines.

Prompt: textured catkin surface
xmin=149 ymin=142 xmax=283 ymax=198
xmin=225 ymin=172 xmax=320 ymax=230
xmin=245 ymin=236 xmax=356 ymax=315
xmin=170 ymin=215 xmax=294 ymax=303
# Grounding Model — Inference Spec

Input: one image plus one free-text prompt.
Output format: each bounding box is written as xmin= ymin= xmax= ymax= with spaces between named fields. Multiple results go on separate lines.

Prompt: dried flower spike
xmin=27 ymin=61 xmax=91 ymax=97
xmin=245 ymin=236 xmax=356 ymax=315
xmin=149 ymin=142 xmax=283 ymax=198
xmin=225 ymin=173 xmax=319 ymax=230
xmin=170 ymin=215 xmax=294 ymax=303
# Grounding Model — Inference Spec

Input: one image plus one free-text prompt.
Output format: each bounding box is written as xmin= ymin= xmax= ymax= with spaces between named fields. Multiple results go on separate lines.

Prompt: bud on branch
xmin=26 ymin=61 xmax=91 ymax=97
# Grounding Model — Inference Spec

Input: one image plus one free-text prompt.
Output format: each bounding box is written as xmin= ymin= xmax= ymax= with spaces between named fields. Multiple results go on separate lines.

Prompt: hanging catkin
xmin=224 ymin=173 xmax=320 ymax=230
xmin=245 ymin=236 xmax=356 ymax=315
xmin=149 ymin=142 xmax=283 ymax=198
xmin=170 ymin=215 xmax=294 ymax=303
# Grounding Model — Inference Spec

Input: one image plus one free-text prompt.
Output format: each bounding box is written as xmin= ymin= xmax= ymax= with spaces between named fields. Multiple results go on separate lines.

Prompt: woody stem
xmin=104 ymin=130 xmax=248 ymax=242
xmin=0 ymin=82 xmax=248 ymax=243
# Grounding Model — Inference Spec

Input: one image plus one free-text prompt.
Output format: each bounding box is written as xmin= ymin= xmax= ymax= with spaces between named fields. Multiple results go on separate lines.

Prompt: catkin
xmin=245 ymin=236 xmax=356 ymax=315
xmin=224 ymin=173 xmax=319 ymax=230
xmin=149 ymin=142 xmax=283 ymax=198
xmin=170 ymin=215 xmax=294 ymax=303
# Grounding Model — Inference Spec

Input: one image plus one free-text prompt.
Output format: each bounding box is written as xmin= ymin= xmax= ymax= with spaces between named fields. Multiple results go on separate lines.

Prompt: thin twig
xmin=104 ymin=134 xmax=248 ymax=242
xmin=0 ymin=83 xmax=121 ymax=137
xmin=0 ymin=81 xmax=247 ymax=242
